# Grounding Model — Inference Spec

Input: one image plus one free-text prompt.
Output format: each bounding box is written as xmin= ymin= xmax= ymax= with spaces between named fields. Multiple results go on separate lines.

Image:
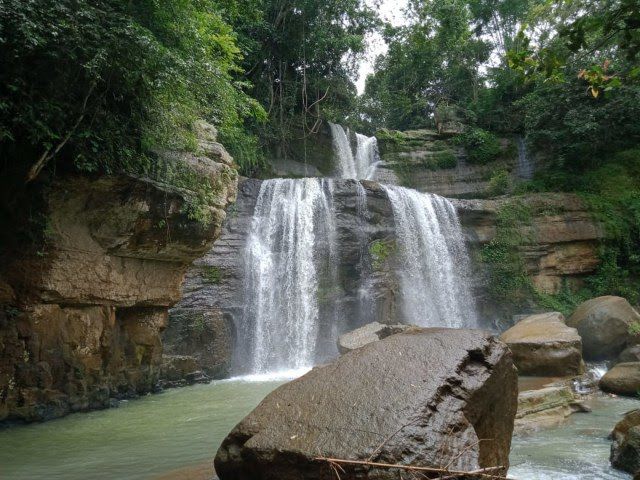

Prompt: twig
xmin=314 ymin=457 xmax=507 ymax=479
xmin=26 ymin=82 xmax=96 ymax=183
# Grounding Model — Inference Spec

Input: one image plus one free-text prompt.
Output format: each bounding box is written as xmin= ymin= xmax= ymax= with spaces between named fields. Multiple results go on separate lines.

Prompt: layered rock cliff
xmin=167 ymin=177 xmax=605 ymax=377
xmin=0 ymin=125 xmax=237 ymax=422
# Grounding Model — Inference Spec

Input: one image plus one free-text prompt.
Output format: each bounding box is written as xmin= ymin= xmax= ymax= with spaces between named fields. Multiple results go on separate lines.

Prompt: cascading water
xmin=516 ymin=136 xmax=535 ymax=180
xmin=240 ymin=178 xmax=336 ymax=374
xmin=329 ymin=122 xmax=379 ymax=180
xmin=237 ymin=127 xmax=479 ymax=375
xmin=383 ymin=185 xmax=478 ymax=328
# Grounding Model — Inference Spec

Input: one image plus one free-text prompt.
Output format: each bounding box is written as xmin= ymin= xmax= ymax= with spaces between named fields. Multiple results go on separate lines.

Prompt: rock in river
xmin=610 ymin=409 xmax=640 ymax=476
xmin=337 ymin=321 xmax=411 ymax=354
xmin=500 ymin=312 xmax=584 ymax=376
xmin=215 ymin=328 xmax=518 ymax=480
xmin=567 ymin=296 xmax=640 ymax=360
xmin=600 ymin=362 xmax=640 ymax=396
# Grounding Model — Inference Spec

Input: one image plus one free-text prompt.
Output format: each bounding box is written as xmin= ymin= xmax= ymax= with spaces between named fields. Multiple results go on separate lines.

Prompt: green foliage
xmin=202 ymin=266 xmax=223 ymax=284
xmin=0 ymin=0 xmax=263 ymax=179
xmin=456 ymin=128 xmax=501 ymax=164
xmin=480 ymin=201 xmax=533 ymax=308
xmin=535 ymin=281 xmax=589 ymax=317
xmin=507 ymin=0 xmax=640 ymax=93
xmin=629 ymin=321 xmax=640 ymax=336
xmin=369 ymin=239 xmax=396 ymax=270
xmin=486 ymin=169 xmax=510 ymax=196
xmin=423 ymin=151 xmax=458 ymax=170
xmin=234 ymin=0 xmax=378 ymax=163
xmin=360 ymin=0 xmax=491 ymax=130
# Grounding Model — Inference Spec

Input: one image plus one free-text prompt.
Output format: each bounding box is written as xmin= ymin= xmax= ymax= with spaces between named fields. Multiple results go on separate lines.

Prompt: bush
xmin=423 ymin=150 xmax=457 ymax=170
xmin=486 ymin=169 xmax=510 ymax=196
xmin=456 ymin=128 xmax=501 ymax=164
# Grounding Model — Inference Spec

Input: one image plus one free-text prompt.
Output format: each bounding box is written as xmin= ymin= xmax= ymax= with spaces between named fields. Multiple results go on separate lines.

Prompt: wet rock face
xmin=214 ymin=328 xmax=518 ymax=480
xmin=0 ymin=130 xmax=237 ymax=423
xmin=567 ymin=296 xmax=640 ymax=360
xmin=171 ymin=178 xmax=605 ymax=375
xmin=500 ymin=312 xmax=584 ymax=376
xmin=610 ymin=409 xmax=640 ymax=475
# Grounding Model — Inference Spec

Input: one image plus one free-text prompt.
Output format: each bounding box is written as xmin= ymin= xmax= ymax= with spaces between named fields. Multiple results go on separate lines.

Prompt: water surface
xmin=2 ymin=382 xmax=637 ymax=480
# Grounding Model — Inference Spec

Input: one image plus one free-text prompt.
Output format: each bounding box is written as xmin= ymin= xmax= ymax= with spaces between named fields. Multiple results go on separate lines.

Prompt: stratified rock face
xmin=567 ymin=296 xmax=640 ymax=360
xmin=0 ymin=129 xmax=237 ymax=422
xmin=515 ymin=385 xmax=579 ymax=435
xmin=455 ymin=193 xmax=605 ymax=298
xmin=214 ymin=328 xmax=518 ymax=480
xmin=337 ymin=321 xmax=411 ymax=354
xmin=610 ymin=409 xmax=640 ymax=475
xmin=500 ymin=312 xmax=584 ymax=376
xmin=600 ymin=362 xmax=640 ymax=396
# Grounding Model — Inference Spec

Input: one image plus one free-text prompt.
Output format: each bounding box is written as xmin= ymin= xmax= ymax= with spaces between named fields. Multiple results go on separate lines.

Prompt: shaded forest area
xmin=1 ymin=0 xmax=640 ymax=307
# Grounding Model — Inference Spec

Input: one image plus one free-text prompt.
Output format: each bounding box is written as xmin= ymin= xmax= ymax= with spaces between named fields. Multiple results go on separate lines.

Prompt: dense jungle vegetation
xmin=1 ymin=0 xmax=639 ymax=309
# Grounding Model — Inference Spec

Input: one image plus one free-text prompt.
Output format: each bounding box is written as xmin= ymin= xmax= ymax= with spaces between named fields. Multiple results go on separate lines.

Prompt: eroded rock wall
xmin=0 ymin=131 xmax=237 ymax=422
xmin=169 ymin=177 xmax=604 ymax=376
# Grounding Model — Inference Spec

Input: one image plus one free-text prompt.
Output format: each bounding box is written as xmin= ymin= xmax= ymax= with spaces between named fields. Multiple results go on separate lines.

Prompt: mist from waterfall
xmin=383 ymin=185 xmax=478 ymax=328
xmin=329 ymin=122 xmax=379 ymax=180
xmin=240 ymin=178 xmax=336 ymax=374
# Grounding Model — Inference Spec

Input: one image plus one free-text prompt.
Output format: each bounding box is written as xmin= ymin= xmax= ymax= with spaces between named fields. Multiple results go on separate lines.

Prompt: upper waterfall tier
xmin=329 ymin=123 xmax=380 ymax=180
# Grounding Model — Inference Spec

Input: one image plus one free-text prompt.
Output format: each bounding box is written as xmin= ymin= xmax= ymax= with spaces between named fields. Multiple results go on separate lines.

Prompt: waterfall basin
xmin=0 ymin=379 xmax=637 ymax=479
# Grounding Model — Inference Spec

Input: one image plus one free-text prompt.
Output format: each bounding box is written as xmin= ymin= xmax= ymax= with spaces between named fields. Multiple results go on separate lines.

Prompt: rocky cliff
xmin=0 ymin=125 xmax=237 ymax=423
xmin=167 ymin=177 xmax=604 ymax=377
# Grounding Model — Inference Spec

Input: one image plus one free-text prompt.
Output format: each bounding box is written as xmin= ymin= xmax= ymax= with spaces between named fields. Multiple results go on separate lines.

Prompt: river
xmin=1 ymin=380 xmax=637 ymax=479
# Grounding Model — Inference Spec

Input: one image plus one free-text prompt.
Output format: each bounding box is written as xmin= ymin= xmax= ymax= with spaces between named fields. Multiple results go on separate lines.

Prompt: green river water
xmin=1 ymin=378 xmax=638 ymax=480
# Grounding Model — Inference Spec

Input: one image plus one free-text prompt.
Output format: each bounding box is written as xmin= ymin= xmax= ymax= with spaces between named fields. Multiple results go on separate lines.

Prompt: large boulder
xmin=500 ymin=312 xmax=584 ymax=376
xmin=567 ymin=296 xmax=640 ymax=360
xmin=337 ymin=321 xmax=411 ymax=354
xmin=215 ymin=328 xmax=518 ymax=480
xmin=610 ymin=409 xmax=640 ymax=475
xmin=600 ymin=362 xmax=640 ymax=396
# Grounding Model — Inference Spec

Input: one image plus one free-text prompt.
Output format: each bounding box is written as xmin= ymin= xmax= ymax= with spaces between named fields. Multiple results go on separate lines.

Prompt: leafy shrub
xmin=456 ymin=128 xmax=501 ymax=164
xmin=486 ymin=169 xmax=510 ymax=196
xmin=369 ymin=239 xmax=396 ymax=270
xmin=423 ymin=150 xmax=457 ymax=170
xmin=0 ymin=0 xmax=263 ymax=179
xmin=202 ymin=266 xmax=223 ymax=284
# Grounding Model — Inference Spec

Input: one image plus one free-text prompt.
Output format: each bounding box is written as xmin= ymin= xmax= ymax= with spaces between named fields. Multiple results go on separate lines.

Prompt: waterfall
xmin=240 ymin=178 xmax=336 ymax=374
xmin=516 ymin=136 xmax=535 ymax=180
xmin=383 ymin=185 xmax=478 ymax=328
xmin=329 ymin=122 xmax=379 ymax=180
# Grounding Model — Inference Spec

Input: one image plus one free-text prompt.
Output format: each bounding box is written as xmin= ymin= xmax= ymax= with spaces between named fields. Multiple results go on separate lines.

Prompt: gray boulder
xmin=617 ymin=345 xmax=640 ymax=364
xmin=600 ymin=362 xmax=640 ymax=396
xmin=337 ymin=321 xmax=411 ymax=353
xmin=567 ymin=296 xmax=640 ymax=360
xmin=215 ymin=328 xmax=518 ymax=480
xmin=500 ymin=312 xmax=584 ymax=376
xmin=610 ymin=409 xmax=640 ymax=475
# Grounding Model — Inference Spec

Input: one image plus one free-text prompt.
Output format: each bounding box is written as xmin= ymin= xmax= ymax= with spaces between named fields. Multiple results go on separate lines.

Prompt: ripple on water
xmin=509 ymin=395 xmax=638 ymax=479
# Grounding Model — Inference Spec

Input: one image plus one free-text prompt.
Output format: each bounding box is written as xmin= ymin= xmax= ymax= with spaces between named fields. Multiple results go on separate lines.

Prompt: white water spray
xmin=241 ymin=178 xmax=336 ymax=374
xmin=383 ymin=185 xmax=478 ymax=328
xmin=329 ymin=123 xmax=379 ymax=179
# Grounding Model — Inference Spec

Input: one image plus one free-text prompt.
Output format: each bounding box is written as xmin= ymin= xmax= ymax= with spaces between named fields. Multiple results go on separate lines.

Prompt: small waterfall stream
xmin=516 ymin=136 xmax=535 ymax=180
xmin=329 ymin=122 xmax=379 ymax=179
